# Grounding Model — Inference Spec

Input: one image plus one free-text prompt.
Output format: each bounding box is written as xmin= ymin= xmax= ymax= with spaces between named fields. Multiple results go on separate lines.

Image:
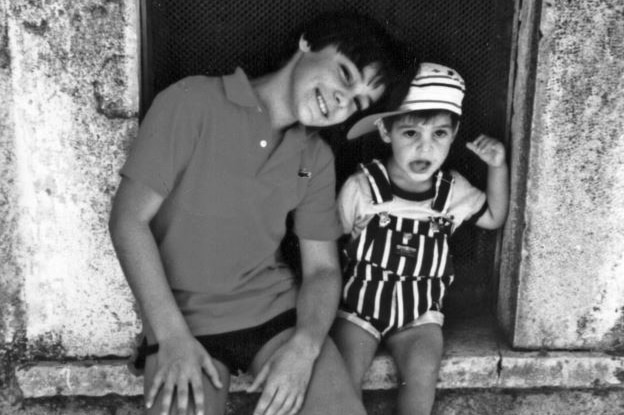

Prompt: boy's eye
xmin=354 ymin=98 xmax=363 ymax=112
xmin=340 ymin=65 xmax=352 ymax=84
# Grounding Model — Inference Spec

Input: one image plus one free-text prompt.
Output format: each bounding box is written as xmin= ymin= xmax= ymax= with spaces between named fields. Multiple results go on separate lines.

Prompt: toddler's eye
xmin=403 ymin=130 xmax=417 ymax=138
xmin=434 ymin=130 xmax=449 ymax=138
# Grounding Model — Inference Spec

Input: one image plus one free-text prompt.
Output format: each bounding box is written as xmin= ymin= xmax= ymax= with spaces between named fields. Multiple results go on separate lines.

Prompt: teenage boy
xmin=109 ymin=12 xmax=409 ymax=415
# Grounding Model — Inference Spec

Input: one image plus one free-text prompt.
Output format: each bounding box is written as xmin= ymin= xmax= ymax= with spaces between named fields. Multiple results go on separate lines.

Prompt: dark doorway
xmin=140 ymin=0 xmax=514 ymax=320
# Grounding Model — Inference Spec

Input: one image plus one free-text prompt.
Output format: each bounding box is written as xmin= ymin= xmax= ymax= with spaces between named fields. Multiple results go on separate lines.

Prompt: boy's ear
xmin=299 ymin=36 xmax=311 ymax=52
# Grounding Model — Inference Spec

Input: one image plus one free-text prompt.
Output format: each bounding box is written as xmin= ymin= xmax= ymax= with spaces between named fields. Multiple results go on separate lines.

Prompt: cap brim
xmin=346 ymin=109 xmax=412 ymax=140
xmin=347 ymin=104 xmax=462 ymax=140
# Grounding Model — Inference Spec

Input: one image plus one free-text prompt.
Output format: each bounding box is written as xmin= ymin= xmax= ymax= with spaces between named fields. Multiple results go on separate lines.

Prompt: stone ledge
xmin=16 ymin=317 xmax=624 ymax=398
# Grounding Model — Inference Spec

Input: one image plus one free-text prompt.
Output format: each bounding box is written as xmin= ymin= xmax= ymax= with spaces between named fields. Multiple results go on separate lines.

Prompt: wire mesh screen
xmin=142 ymin=0 xmax=514 ymax=320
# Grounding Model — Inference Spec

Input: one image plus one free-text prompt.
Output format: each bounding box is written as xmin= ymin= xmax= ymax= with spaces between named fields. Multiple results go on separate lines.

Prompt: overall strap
xmin=431 ymin=170 xmax=454 ymax=213
xmin=360 ymin=159 xmax=393 ymax=204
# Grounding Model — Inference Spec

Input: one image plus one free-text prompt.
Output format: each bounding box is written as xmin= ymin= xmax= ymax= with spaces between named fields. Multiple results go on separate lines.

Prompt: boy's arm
xmin=248 ymin=238 xmax=342 ymax=415
xmin=466 ymin=134 xmax=510 ymax=229
xmin=109 ymin=177 xmax=222 ymax=415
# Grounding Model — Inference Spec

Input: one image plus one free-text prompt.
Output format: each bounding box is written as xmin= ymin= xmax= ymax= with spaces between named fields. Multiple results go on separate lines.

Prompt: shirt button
xmin=260 ymin=140 xmax=268 ymax=148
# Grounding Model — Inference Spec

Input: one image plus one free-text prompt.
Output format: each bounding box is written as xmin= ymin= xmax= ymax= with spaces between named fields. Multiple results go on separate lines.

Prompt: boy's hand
xmin=466 ymin=134 xmax=506 ymax=168
xmin=146 ymin=334 xmax=223 ymax=415
xmin=247 ymin=336 xmax=316 ymax=415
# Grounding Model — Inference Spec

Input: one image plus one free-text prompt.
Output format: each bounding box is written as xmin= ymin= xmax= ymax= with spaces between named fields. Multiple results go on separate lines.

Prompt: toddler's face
xmin=384 ymin=113 xmax=456 ymax=189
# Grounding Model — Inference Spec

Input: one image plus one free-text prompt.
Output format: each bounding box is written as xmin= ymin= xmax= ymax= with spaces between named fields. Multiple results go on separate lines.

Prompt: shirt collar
xmin=223 ymin=67 xmax=261 ymax=108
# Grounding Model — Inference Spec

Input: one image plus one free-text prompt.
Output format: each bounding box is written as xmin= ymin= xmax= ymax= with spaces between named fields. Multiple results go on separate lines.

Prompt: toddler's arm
xmin=466 ymin=134 xmax=509 ymax=229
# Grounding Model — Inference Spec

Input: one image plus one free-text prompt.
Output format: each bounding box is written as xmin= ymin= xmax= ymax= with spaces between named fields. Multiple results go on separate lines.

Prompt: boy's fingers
xmin=176 ymin=381 xmax=189 ymax=414
xmin=202 ymin=356 xmax=223 ymax=389
xmin=289 ymin=395 xmax=304 ymax=415
xmin=159 ymin=377 xmax=175 ymax=415
xmin=266 ymin=388 xmax=289 ymax=415
xmin=191 ymin=375 xmax=205 ymax=415
xmin=253 ymin=385 xmax=278 ymax=415
xmin=145 ymin=370 xmax=165 ymax=408
xmin=275 ymin=392 xmax=296 ymax=415
xmin=247 ymin=364 xmax=270 ymax=393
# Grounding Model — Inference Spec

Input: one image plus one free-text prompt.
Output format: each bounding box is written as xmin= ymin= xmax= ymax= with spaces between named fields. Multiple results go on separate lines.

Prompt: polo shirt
xmin=121 ymin=68 xmax=342 ymax=336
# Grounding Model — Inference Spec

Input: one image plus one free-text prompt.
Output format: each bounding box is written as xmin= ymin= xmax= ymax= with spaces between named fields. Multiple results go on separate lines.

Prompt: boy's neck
xmin=251 ymin=51 xmax=302 ymax=131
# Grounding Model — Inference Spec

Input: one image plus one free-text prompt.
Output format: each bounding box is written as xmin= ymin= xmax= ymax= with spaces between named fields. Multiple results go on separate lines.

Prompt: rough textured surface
xmin=2 ymin=0 xmax=624 ymax=411
xmin=3 ymin=0 xmax=141 ymax=359
xmin=15 ymin=318 xmax=624 ymax=398
xmin=510 ymin=0 xmax=624 ymax=349
xmin=5 ymin=389 xmax=624 ymax=415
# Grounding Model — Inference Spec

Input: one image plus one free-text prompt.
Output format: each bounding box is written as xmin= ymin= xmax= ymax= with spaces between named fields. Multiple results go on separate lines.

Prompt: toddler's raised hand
xmin=466 ymin=134 xmax=506 ymax=168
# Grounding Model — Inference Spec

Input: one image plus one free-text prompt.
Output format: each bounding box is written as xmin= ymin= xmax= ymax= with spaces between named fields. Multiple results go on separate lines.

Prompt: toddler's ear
xmin=375 ymin=119 xmax=391 ymax=143
xmin=299 ymin=36 xmax=311 ymax=52
xmin=452 ymin=121 xmax=461 ymax=140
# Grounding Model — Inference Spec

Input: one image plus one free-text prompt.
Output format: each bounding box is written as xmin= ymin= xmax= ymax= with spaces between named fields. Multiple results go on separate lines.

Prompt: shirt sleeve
xmin=338 ymin=172 xmax=374 ymax=238
xmin=293 ymin=139 xmax=342 ymax=241
xmin=120 ymin=77 xmax=208 ymax=197
xmin=450 ymin=171 xmax=488 ymax=228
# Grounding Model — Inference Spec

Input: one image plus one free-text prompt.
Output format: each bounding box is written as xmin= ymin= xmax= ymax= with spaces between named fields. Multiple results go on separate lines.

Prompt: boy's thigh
xmin=143 ymin=353 xmax=231 ymax=415
xmin=251 ymin=329 xmax=366 ymax=415
xmin=299 ymin=338 xmax=367 ymax=415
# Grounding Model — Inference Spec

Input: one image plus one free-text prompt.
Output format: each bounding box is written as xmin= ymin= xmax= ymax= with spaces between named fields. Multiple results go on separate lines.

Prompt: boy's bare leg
xmin=144 ymin=353 xmax=231 ymax=415
xmin=250 ymin=327 xmax=367 ymax=415
xmin=385 ymin=323 xmax=443 ymax=415
xmin=331 ymin=318 xmax=379 ymax=396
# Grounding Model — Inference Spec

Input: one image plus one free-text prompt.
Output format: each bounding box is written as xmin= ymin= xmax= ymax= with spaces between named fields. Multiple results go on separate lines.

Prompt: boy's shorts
xmin=131 ymin=309 xmax=296 ymax=374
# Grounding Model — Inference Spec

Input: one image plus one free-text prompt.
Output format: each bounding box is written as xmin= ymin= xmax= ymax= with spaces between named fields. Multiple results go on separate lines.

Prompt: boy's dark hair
xmin=382 ymin=109 xmax=460 ymax=132
xmin=300 ymin=12 xmax=413 ymax=110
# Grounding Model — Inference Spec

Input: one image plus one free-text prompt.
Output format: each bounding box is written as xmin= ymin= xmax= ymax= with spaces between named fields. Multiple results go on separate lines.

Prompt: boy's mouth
xmin=316 ymin=89 xmax=328 ymax=117
xmin=409 ymin=160 xmax=431 ymax=173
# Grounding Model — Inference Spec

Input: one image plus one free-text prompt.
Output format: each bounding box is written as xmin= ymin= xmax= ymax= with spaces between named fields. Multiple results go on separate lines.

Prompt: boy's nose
xmin=334 ymin=89 xmax=355 ymax=110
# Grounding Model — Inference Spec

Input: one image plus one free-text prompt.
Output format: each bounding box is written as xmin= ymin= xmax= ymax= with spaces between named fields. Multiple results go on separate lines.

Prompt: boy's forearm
xmin=485 ymin=162 xmax=510 ymax=228
xmin=110 ymin=218 xmax=190 ymax=341
xmin=291 ymin=268 xmax=342 ymax=357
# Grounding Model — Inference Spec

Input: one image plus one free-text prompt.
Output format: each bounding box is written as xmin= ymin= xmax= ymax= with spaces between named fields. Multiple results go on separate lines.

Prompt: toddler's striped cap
xmin=347 ymin=62 xmax=465 ymax=139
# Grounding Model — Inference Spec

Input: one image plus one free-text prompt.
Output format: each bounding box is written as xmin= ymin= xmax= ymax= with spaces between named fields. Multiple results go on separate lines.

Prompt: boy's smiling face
xmin=384 ymin=112 xmax=457 ymax=192
xmin=290 ymin=38 xmax=386 ymax=127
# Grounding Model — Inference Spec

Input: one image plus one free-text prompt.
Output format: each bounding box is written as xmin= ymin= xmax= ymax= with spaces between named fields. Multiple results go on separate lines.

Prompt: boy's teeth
xmin=316 ymin=90 xmax=328 ymax=116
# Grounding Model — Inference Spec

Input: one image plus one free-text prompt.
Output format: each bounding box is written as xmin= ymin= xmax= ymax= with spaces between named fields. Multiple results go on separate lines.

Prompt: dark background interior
xmin=141 ymin=0 xmax=514 ymax=321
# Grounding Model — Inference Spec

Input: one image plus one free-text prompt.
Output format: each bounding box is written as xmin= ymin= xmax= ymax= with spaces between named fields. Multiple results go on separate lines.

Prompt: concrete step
xmin=14 ymin=316 xmax=624 ymax=414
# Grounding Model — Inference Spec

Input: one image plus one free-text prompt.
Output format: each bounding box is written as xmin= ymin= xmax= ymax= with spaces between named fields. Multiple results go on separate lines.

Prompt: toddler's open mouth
xmin=409 ymin=160 xmax=431 ymax=173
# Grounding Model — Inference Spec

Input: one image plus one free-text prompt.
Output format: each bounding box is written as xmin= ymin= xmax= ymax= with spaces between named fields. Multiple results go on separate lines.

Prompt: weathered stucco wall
xmin=1 ymin=0 xmax=624 ymax=411
xmin=0 ymin=0 xmax=141 ymax=365
xmin=506 ymin=0 xmax=624 ymax=349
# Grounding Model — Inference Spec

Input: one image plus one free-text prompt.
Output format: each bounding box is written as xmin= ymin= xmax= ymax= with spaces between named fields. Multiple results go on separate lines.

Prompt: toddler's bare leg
xmin=386 ymin=323 xmax=443 ymax=415
xmin=331 ymin=318 xmax=379 ymax=396
xmin=143 ymin=353 xmax=231 ymax=415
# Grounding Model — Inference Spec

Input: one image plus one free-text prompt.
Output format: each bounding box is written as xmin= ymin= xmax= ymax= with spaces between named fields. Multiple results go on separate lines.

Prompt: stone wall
xmin=0 ymin=0 xmax=623 ymax=412
xmin=498 ymin=0 xmax=624 ymax=350
xmin=0 ymin=0 xmax=141 ymax=409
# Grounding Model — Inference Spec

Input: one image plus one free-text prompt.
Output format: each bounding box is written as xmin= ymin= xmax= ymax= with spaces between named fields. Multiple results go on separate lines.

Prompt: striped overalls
xmin=339 ymin=160 xmax=456 ymax=340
